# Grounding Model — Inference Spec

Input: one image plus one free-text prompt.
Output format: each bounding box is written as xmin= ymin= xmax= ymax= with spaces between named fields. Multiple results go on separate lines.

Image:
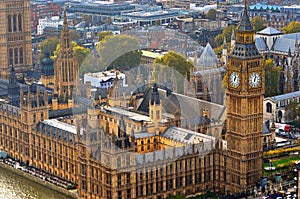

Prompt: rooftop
xmin=43 ymin=119 xmax=77 ymax=134
xmin=257 ymin=27 xmax=282 ymax=36
xmin=271 ymin=91 xmax=300 ymax=101
xmin=104 ymin=106 xmax=151 ymax=122
xmin=161 ymin=126 xmax=215 ymax=145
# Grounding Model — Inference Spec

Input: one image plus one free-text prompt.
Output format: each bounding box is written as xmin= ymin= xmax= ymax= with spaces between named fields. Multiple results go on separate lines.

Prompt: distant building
xmin=31 ymin=2 xmax=62 ymax=34
xmin=66 ymin=1 xmax=136 ymax=22
xmin=37 ymin=16 xmax=63 ymax=35
xmin=84 ymin=71 xmax=126 ymax=89
xmin=122 ymin=10 xmax=183 ymax=27
xmin=255 ymin=27 xmax=300 ymax=94
xmin=264 ymin=91 xmax=300 ymax=123
xmin=248 ymin=4 xmax=300 ymax=30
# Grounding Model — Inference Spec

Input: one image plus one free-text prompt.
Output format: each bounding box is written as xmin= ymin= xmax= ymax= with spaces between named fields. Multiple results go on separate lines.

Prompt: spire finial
xmin=63 ymin=5 xmax=67 ymax=28
xmin=223 ymin=36 xmax=227 ymax=49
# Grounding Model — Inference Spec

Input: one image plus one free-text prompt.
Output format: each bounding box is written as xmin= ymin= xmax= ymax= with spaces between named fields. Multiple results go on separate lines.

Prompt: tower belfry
xmin=0 ymin=0 xmax=32 ymax=79
xmin=225 ymin=0 xmax=264 ymax=194
xmin=53 ymin=6 xmax=80 ymax=109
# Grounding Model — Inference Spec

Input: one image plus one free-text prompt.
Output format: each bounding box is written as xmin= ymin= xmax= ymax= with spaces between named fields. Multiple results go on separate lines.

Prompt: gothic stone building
xmin=0 ymin=2 xmax=265 ymax=199
xmin=0 ymin=0 xmax=32 ymax=79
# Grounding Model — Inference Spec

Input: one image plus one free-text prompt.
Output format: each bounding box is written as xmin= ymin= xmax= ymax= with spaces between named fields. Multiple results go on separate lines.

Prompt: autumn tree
xmin=215 ymin=25 xmax=236 ymax=47
xmin=69 ymin=30 xmax=81 ymax=41
xmin=251 ymin=16 xmax=266 ymax=32
xmin=265 ymin=58 xmax=281 ymax=97
xmin=98 ymin=31 xmax=113 ymax=42
xmin=283 ymin=21 xmax=300 ymax=34
xmin=206 ymin=9 xmax=217 ymax=20
xmin=52 ymin=41 xmax=90 ymax=67
xmin=38 ymin=38 xmax=59 ymax=60
xmin=96 ymin=35 xmax=142 ymax=70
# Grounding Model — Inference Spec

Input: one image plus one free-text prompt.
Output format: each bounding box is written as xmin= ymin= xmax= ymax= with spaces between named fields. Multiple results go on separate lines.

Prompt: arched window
xmin=19 ymin=48 xmax=23 ymax=64
xmin=117 ymin=157 xmax=121 ymax=168
xmin=13 ymin=15 xmax=17 ymax=32
xmin=18 ymin=14 xmax=22 ymax=32
xmin=14 ymin=48 xmax=18 ymax=65
xmin=7 ymin=15 xmax=11 ymax=32
xmin=266 ymin=102 xmax=272 ymax=113
xmin=8 ymin=49 xmax=13 ymax=65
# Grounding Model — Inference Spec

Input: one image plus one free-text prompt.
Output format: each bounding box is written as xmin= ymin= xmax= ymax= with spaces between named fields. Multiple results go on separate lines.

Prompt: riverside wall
xmin=0 ymin=162 xmax=77 ymax=199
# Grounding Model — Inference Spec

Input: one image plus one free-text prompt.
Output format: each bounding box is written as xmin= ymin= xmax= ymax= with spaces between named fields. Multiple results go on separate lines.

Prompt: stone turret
xmin=149 ymin=83 xmax=162 ymax=135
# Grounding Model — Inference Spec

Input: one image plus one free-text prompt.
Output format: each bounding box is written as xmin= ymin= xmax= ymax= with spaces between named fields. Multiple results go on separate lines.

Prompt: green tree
xmin=69 ymin=30 xmax=80 ymax=41
xmin=98 ymin=31 xmax=113 ymax=42
xmin=283 ymin=21 xmax=300 ymax=34
xmin=206 ymin=9 xmax=217 ymax=20
xmin=265 ymin=58 xmax=281 ymax=97
xmin=215 ymin=25 xmax=236 ymax=47
xmin=153 ymin=52 xmax=194 ymax=93
xmin=96 ymin=35 xmax=142 ymax=70
xmin=52 ymin=41 xmax=90 ymax=67
xmin=251 ymin=16 xmax=266 ymax=32
xmin=81 ymin=14 xmax=92 ymax=25
xmin=38 ymin=38 xmax=59 ymax=60
xmin=285 ymin=100 xmax=300 ymax=124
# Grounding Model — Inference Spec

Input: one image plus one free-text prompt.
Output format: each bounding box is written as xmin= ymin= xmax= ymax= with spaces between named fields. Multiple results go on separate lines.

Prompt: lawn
xmin=264 ymin=156 xmax=300 ymax=168
xmin=263 ymin=156 xmax=300 ymax=177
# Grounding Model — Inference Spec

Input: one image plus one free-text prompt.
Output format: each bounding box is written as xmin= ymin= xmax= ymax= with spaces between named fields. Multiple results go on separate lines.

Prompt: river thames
xmin=0 ymin=166 xmax=74 ymax=199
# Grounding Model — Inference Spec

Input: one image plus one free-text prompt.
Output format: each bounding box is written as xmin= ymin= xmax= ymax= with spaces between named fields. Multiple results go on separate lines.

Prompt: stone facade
xmin=53 ymin=8 xmax=80 ymax=110
xmin=225 ymin=4 xmax=264 ymax=195
xmin=0 ymin=0 xmax=32 ymax=79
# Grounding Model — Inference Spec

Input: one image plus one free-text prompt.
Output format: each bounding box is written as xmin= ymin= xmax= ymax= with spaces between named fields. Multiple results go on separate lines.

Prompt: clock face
xmin=229 ymin=72 xmax=240 ymax=88
xmin=249 ymin=72 xmax=261 ymax=88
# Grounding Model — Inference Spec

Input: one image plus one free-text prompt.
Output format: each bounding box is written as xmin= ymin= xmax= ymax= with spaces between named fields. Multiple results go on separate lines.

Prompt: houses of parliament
xmin=0 ymin=1 xmax=265 ymax=198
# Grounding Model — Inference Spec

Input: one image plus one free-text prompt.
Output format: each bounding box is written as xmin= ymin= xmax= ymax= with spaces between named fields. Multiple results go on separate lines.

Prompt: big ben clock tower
xmin=225 ymin=0 xmax=264 ymax=194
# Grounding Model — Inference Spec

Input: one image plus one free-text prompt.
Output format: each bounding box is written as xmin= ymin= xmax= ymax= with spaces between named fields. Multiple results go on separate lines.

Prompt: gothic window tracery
xmin=13 ymin=15 xmax=17 ymax=32
xmin=18 ymin=14 xmax=22 ymax=32
xmin=7 ymin=15 xmax=11 ymax=32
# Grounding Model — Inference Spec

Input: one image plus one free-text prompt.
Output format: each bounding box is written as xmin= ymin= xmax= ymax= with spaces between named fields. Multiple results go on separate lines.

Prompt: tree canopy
xmin=206 ymin=9 xmax=217 ymax=20
xmin=69 ymin=30 xmax=81 ymax=41
xmin=282 ymin=21 xmax=300 ymax=34
xmin=52 ymin=41 xmax=90 ymax=67
xmin=214 ymin=25 xmax=236 ymax=47
xmin=98 ymin=31 xmax=113 ymax=42
xmin=265 ymin=58 xmax=281 ymax=97
xmin=38 ymin=38 xmax=59 ymax=60
xmin=251 ymin=16 xmax=266 ymax=32
xmin=153 ymin=52 xmax=194 ymax=93
xmin=96 ymin=35 xmax=142 ymax=70
xmin=285 ymin=100 xmax=300 ymax=124
xmin=81 ymin=14 xmax=92 ymax=26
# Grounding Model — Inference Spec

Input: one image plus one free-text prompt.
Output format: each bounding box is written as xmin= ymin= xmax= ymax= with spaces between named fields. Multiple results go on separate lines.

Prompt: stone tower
xmin=0 ymin=0 xmax=32 ymax=79
xmin=225 ymin=0 xmax=264 ymax=195
xmin=53 ymin=7 xmax=79 ymax=109
xmin=8 ymin=66 xmax=20 ymax=107
xmin=149 ymin=83 xmax=162 ymax=135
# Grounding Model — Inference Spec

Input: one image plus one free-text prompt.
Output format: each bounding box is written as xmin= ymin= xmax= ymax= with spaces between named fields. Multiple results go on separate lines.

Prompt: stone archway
xmin=278 ymin=110 xmax=283 ymax=123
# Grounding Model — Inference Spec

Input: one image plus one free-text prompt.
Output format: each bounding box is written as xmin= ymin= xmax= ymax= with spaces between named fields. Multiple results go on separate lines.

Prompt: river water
xmin=0 ymin=166 xmax=74 ymax=199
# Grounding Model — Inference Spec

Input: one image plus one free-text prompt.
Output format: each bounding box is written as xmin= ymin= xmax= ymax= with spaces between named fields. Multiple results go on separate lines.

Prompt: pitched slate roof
xmin=137 ymin=84 xmax=226 ymax=122
xmin=255 ymin=37 xmax=269 ymax=51
xmin=271 ymin=37 xmax=296 ymax=53
xmin=271 ymin=90 xmax=300 ymax=101
xmin=196 ymin=43 xmax=218 ymax=68
xmin=257 ymin=27 xmax=282 ymax=36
